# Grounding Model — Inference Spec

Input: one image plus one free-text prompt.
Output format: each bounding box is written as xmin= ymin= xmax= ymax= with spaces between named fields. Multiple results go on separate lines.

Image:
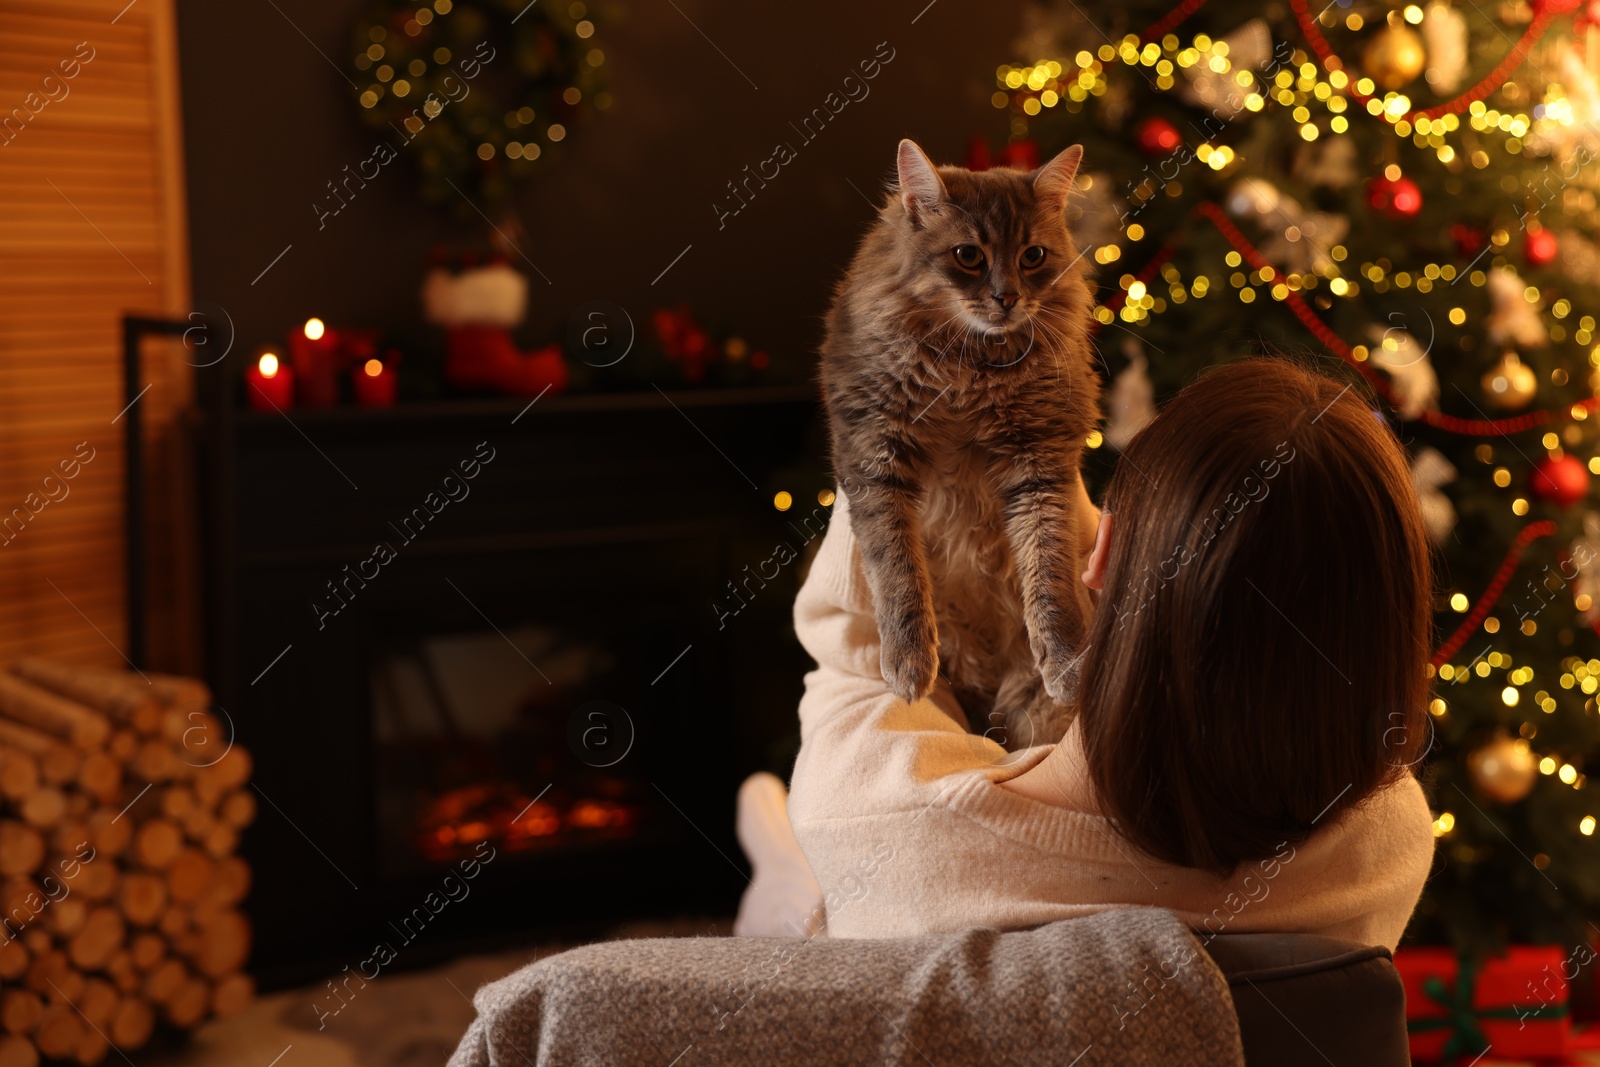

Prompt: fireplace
xmin=198 ymin=381 xmax=824 ymax=986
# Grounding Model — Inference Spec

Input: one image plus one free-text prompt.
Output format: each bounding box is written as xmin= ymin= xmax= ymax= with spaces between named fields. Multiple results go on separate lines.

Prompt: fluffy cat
xmin=820 ymin=139 xmax=1100 ymax=749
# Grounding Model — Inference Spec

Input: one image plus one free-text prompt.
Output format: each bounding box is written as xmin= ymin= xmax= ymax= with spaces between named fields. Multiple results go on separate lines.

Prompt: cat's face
xmin=893 ymin=141 xmax=1085 ymax=349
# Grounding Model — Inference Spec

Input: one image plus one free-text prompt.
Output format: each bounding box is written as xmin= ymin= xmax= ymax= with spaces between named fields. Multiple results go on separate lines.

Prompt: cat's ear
xmin=1032 ymin=144 xmax=1084 ymax=211
xmin=896 ymin=139 xmax=945 ymax=226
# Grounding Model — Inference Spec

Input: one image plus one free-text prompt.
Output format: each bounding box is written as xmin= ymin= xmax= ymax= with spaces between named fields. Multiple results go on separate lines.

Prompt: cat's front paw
xmin=1035 ymin=625 xmax=1085 ymax=704
xmin=879 ymin=613 xmax=939 ymax=703
xmin=1039 ymin=646 xmax=1081 ymax=704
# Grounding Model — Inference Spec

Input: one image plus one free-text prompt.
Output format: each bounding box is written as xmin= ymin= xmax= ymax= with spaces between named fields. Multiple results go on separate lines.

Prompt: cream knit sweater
xmin=787 ymin=495 xmax=1436 ymax=951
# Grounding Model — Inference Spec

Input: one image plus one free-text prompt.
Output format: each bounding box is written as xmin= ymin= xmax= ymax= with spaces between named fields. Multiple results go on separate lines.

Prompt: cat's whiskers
xmin=1033 ymin=305 xmax=1094 ymax=346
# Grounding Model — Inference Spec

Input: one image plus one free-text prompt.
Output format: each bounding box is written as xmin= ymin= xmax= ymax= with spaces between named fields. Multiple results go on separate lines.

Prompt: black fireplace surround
xmin=197 ymin=376 xmax=824 ymax=986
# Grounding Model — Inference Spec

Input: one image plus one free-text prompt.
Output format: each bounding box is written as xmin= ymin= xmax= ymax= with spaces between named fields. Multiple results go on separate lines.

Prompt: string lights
xmin=998 ymin=0 xmax=1600 ymax=876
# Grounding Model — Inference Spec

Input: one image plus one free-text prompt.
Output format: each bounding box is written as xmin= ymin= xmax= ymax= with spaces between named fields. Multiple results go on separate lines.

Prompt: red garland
xmin=1091 ymin=210 xmax=1578 ymax=658
xmin=1432 ymin=521 xmax=1557 ymax=665
xmin=1100 ymin=235 xmax=1186 ymax=319
xmin=1189 ymin=201 xmax=1600 ymax=434
xmin=1143 ymin=0 xmax=1213 ymax=42
xmin=1288 ymin=0 xmax=1563 ymax=123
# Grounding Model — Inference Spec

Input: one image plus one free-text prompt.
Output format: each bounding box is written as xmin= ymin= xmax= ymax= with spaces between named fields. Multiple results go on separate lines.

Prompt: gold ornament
xmin=1467 ymin=734 xmax=1538 ymax=803
xmin=1363 ymin=24 xmax=1428 ymax=90
xmin=1481 ymin=351 xmax=1538 ymax=410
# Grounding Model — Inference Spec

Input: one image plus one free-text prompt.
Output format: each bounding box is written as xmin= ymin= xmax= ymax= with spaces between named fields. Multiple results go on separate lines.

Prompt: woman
xmin=736 ymin=359 xmax=1436 ymax=951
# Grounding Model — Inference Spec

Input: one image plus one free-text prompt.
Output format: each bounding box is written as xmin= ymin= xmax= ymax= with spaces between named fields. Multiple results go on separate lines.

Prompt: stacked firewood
xmin=0 ymin=660 xmax=253 ymax=1067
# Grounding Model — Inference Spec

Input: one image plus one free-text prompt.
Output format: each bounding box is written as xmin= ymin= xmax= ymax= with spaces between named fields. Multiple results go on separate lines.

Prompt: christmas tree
xmin=996 ymin=0 xmax=1600 ymax=956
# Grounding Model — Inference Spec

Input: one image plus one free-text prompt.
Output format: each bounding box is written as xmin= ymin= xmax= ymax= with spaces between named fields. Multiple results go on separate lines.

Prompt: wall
xmin=174 ymin=0 xmax=1028 ymax=369
xmin=0 ymin=0 xmax=197 ymax=671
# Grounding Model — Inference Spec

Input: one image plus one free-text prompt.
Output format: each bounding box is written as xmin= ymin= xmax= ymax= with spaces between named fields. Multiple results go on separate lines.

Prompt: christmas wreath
xmin=347 ymin=0 xmax=607 ymax=214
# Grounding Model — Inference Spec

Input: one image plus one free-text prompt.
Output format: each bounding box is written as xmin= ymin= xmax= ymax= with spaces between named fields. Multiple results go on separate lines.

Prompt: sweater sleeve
xmin=788 ymin=493 xmax=1044 ymax=825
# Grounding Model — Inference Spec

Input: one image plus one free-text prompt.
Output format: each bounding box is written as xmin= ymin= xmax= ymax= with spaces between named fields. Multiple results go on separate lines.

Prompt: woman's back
xmin=786 ymin=360 xmax=1438 ymax=947
xmin=787 ymin=488 xmax=1434 ymax=949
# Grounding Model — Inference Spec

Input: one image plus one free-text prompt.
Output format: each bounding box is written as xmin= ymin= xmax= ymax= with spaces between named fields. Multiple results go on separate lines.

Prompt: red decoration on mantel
xmin=1533 ymin=454 xmax=1592 ymax=508
xmin=997 ymin=139 xmax=1039 ymax=169
xmin=1366 ymin=175 xmax=1423 ymax=219
xmin=962 ymin=135 xmax=993 ymax=172
xmin=960 ymin=136 xmax=985 ymax=171
xmin=652 ymin=307 xmax=714 ymax=383
xmin=245 ymin=351 xmax=294 ymax=412
xmin=962 ymin=138 xmax=1037 ymax=171
xmin=353 ymin=355 xmax=399 ymax=408
xmin=289 ymin=317 xmax=342 ymax=408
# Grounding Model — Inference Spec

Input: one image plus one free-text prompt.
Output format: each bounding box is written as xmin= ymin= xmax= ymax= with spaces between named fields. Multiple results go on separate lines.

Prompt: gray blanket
xmin=447 ymin=908 xmax=1245 ymax=1066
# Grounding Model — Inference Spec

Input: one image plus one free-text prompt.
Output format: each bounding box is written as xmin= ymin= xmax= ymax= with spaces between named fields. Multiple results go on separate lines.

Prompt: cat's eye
xmin=952 ymin=245 xmax=984 ymax=270
xmin=1021 ymin=245 xmax=1047 ymax=269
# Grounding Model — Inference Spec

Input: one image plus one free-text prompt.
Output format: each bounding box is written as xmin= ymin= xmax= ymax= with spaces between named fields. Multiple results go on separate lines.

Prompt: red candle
xmin=246 ymin=351 xmax=294 ymax=411
xmin=353 ymin=357 xmax=397 ymax=407
xmin=290 ymin=317 xmax=341 ymax=407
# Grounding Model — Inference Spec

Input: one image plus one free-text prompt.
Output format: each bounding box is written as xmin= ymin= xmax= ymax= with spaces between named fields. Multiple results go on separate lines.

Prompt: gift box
xmin=1398 ymin=946 xmax=1572 ymax=1063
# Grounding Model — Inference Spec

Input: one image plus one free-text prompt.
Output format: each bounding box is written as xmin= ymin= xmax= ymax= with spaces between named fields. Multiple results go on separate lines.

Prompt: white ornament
xmin=1571 ymin=511 xmax=1600 ymax=625
xmin=1560 ymin=41 xmax=1600 ymax=128
xmin=1422 ymin=1 xmax=1469 ymax=93
xmin=1105 ymin=342 xmax=1156 ymax=450
xmin=1262 ymin=212 xmax=1349 ymax=274
xmin=1367 ymin=324 xmax=1440 ymax=419
xmin=1485 ymin=266 xmax=1548 ymax=350
xmin=1181 ymin=19 xmax=1274 ymax=119
xmin=1226 ymin=178 xmax=1348 ymax=273
xmin=1559 ymin=231 xmax=1600 ymax=279
xmin=1294 ymin=134 xmax=1360 ymax=190
xmin=1410 ymin=447 xmax=1458 ymax=544
xmin=1225 ymin=177 xmax=1281 ymax=218
xmin=1534 ymin=42 xmax=1600 ymax=155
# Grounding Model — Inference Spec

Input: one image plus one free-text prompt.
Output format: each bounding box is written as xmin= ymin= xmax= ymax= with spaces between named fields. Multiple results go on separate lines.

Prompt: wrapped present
xmin=1398 ymin=946 xmax=1572 ymax=1062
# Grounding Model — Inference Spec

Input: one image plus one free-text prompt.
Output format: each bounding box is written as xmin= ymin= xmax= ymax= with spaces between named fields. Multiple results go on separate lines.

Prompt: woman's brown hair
xmin=1078 ymin=358 xmax=1432 ymax=873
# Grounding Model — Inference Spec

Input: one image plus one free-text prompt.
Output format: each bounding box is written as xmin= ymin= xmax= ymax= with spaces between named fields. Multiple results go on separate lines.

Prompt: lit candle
xmin=290 ymin=316 xmax=341 ymax=407
xmin=245 ymin=350 xmax=294 ymax=411
xmin=352 ymin=356 xmax=398 ymax=408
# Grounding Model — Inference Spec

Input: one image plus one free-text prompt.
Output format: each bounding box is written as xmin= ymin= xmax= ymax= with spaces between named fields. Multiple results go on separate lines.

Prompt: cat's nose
xmin=993 ymin=292 xmax=1018 ymax=309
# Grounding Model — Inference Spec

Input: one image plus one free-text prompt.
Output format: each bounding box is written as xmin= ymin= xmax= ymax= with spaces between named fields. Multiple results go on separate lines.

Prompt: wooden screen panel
xmin=0 ymin=0 xmax=195 ymax=671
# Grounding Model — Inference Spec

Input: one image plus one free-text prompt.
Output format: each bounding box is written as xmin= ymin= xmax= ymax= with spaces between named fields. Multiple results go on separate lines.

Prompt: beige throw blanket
xmin=447 ymin=908 xmax=1245 ymax=1067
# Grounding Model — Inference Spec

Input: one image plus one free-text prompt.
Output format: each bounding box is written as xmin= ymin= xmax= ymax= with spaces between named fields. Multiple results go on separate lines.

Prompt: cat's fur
xmin=820 ymin=140 xmax=1099 ymax=749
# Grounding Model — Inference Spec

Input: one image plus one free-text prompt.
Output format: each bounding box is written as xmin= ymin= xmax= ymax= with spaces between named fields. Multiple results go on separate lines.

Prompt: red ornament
xmin=1532 ymin=454 xmax=1591 ymax=508
xmin=1366 ymin=175 xmax=1422 ymax=219
xmin=1525 ymin=228 xmax=1559 ymax=267
xmin=1136 ymin=117 xmax=1183 ymax=155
